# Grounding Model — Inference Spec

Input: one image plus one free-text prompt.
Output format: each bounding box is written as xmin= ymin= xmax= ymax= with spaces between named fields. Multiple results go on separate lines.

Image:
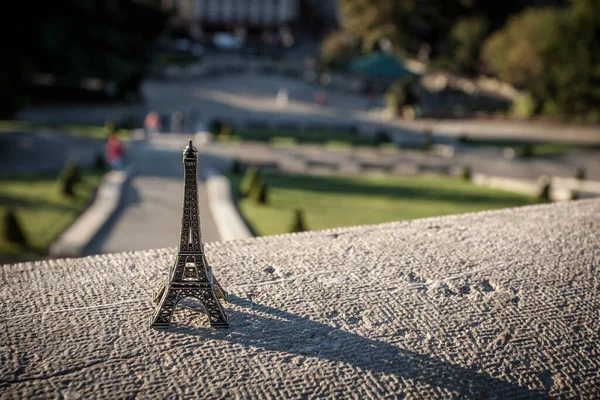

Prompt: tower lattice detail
xmin=150 ymin=140 xmax=229 ymax=328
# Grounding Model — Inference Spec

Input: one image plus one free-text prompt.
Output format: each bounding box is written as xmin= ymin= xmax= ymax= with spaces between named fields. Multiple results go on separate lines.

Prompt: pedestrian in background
xmin=105 ymin=128 xmax=125 ymax=170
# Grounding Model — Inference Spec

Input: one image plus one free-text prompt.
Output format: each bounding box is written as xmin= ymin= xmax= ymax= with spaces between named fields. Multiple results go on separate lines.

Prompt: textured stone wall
xmin=1 ymin=200 xmax=599 ymax=398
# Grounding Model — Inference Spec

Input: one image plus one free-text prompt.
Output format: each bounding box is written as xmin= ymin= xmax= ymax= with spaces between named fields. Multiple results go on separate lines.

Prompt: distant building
xmin=163 ymin=0 xmax=299 ymax=31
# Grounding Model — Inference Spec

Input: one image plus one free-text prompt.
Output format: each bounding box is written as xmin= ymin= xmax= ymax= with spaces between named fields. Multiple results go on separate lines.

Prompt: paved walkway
xmin=0 ymin=131 xmax=102 ymax=174
xmin=85 ymin=136 xmax=229 ymax=255
xmin=16 ymin=73 xmax=600 ymax=145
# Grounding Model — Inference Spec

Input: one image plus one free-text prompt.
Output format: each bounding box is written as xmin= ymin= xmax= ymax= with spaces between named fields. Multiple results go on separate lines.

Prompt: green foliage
xmin=94 ymin=152 xmax=107 ymax=171
xmin=482 ymin=9 xmax=560 ymax=89
xmin=374 ymin=131 xmax=392 ymax=145
xmin=289 ymin=208 xmax=307 ymax=233
xmin=105 ymin=120 xmax=117 ymax=136
xmin=249 ymin=176 xmax=268 ymax=205
xmin=537 ymin=175 xmax=551 ymax=202
xmin=209 ymin=119 xmax=223 ymax=136
xmin=3 ymin=209 xmax=28 ymax=245
xmin=510 ymin=92 xmax=537 ymax=118
xmin=575 ymin=167 xmax=586 ymax=180
xmin=320 ymin=32 xmax=360 ymax=69
xmin=61 ymin=159 xmax=81 ymax=197
xmin=231 ymin=159 xmax=243 ymax=175
xmin=460 ymin=165 xmax=472 ymax=181
xmin=1 ymin=1 xmax=167 ymax=115
xmin=385 ymin=79 xmax=418 ymax=115
xmin=220 ymin=124 xmax=235 ymax=138
xmin=483 ymin=2 xmax=600 ymax=119
xmin=422 ymin=130 xmax=433 ymax=150
xmin=240 ymin=165 xmax=260 ymax=197
xmin=446 ymin=16 xmax=489 ymax=74
xmin=519 ymin=144 xmax=534 ymax=158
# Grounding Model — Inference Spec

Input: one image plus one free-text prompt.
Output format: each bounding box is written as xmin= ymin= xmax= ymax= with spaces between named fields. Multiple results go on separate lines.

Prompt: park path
xmin=84 ymin=135 xmax=229 ymax=255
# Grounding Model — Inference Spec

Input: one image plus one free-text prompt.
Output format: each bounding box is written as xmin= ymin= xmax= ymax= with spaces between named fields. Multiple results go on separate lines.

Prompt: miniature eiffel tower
xmin=150 ymin=139 xmax=229 ymax=328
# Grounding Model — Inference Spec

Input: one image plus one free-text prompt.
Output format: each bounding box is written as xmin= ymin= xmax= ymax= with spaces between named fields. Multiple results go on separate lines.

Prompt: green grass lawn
xmin=0 ymin=120 xmax=130 ymax=140
xmin=229 ymin=173 xmax=537 ymax=236
xmin=0 ymin=170 xmax=104 ymax=262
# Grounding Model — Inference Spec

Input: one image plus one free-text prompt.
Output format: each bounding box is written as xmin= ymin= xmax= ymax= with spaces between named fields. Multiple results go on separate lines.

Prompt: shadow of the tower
xmin=167 ymin=295 xmax=544 ymax=399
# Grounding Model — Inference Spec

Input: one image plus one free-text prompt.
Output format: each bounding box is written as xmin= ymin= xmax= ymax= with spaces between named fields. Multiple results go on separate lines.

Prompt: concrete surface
xmin=1 ymin=200 xmax=599 ymax=398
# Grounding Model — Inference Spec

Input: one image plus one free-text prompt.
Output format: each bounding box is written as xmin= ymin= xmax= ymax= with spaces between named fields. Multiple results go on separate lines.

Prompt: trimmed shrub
xmin=94 ymin=152 xmax=107 ymax=171
xmin=208 ymin=119 xmax=223 ymax=135
xmin=385 ymin=79 xmax=418 ymax=116
xmin=3 ymin=208 xmax=27 ymax=245
xmin=240 ymin=165 xmax=260 ymax=197
xmin=220 ymin=123 xmax=234 ymax=138
xmin=61 ymin=159 xmax=81 ymax=197
xmin=249 ymin=176 xmax=268 ymax=204
xmin=422 ymin=130 xmax=433 ymax=151
xmin=575 ymin=167 xmax=586 ymax=181
xmin=519 ymin=144 xmax=534 ymax=158
xmin=374 ymin=131 xmax=391 ymax=145
xmin=289 ymin=208 xmax=307 ymax=233
xmin=460 ymin=165 xmax=472 ymax=181
xmin=537 ymin=175 xmax=551 ymax=202
xmin=230 ymin=159 xmax=243 ymax=175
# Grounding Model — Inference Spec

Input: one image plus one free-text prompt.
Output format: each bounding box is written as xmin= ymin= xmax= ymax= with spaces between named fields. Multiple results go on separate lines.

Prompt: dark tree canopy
xmin=2 ymin=0 xmax=166 ymax=115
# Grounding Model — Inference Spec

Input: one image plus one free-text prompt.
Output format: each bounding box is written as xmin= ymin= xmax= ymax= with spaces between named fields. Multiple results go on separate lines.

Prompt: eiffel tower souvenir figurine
xmin=150 ymin=139 xmax=229 ymax=328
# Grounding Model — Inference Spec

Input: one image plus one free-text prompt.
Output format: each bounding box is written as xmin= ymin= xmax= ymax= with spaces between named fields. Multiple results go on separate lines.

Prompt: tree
xmin=320 ymin=32 xmax=361 ymax=69
xmin=481 ymin=9 xmax=560 ymax=89
xmin=482 ymin=1 xmax=600 ymax=120
xmin=1 ymin=0 xmax=166 ymax=115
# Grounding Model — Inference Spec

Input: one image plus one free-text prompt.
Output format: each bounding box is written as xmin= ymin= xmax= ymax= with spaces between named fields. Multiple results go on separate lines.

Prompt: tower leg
xmin=150 ymin=287 xmax=181 ymax=328
xmin=150 ymin=286 xmax=229 ymax=329
xmin=196 ymin=288 xmax=229 ymax=328
xmin=213 ymin=276 xmax=229 ymax=302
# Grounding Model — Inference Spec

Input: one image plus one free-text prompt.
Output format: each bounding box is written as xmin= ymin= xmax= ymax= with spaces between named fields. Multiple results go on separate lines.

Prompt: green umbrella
xmin=350 ymin=53 xmax=419 ymax=80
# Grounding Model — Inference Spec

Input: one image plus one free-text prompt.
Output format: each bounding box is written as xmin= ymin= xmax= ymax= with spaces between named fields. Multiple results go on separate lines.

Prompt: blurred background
xmin=1 ymin=0 xmax=599 ymax=264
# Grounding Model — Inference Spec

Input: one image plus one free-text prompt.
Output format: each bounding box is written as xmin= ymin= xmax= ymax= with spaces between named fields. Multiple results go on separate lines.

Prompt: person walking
xmin=105 ymin=129 xmax=126 ymax=170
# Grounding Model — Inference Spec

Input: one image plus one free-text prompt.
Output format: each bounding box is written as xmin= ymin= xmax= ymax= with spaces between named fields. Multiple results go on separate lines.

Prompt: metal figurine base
xmin=150 ymin=139 xmax=229 ymax=329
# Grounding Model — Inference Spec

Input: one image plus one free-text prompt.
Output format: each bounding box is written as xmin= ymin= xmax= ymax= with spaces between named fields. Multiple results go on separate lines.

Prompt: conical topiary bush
xmin=240 ymin=165 xmax=260 ymax=197
xmin=289 ymin=208 xmax=307 ymax=233
xmin=537 ymin=175 xmax=551 ymax=202
xmin=460 ymin=165 xmax=472 ymax=181
xmin=3 ymin=208 xmax=27 ymax=245
xmin=230 ymin=159 xmax=243 ymax=175
xmin=94 ymin=151 xmax=107 ymax=171
xmin=61 ymin=159 xmax=81 ymax=197
xmin=249 ymin=176 xmax=268 ymax=204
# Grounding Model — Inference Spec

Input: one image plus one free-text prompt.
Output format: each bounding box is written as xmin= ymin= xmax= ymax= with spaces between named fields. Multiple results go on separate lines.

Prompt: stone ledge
xmin=2 ymin=200 xmax=599 ymax=398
